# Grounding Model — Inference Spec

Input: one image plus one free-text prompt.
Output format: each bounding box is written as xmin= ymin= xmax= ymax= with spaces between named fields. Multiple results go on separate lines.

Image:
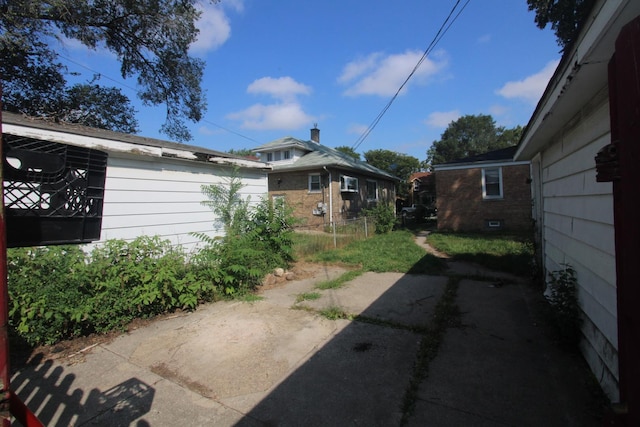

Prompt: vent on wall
xmin=485 ymin=219 xmax=503 ymax=230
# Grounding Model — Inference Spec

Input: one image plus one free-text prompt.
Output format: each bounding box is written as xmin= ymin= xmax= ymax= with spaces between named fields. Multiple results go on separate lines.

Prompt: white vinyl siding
xmin=536 ymin=99 xmax=618 ymax=397
xmin=99 ymin=153 xmax=268 ymax=253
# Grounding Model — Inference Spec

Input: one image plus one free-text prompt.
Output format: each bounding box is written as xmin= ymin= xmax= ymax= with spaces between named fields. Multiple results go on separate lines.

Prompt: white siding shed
xmin=2 ymin=113 xmax=270 ymax=253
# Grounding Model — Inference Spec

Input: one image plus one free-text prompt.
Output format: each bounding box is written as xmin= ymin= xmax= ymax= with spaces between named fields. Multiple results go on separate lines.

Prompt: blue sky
xmin=57 ymin=0 xmax=560 ymax=162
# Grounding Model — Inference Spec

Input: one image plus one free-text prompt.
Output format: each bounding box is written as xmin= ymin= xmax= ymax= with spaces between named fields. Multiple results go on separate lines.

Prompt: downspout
xmin=323 ymin=167 xmax=333 ymax=225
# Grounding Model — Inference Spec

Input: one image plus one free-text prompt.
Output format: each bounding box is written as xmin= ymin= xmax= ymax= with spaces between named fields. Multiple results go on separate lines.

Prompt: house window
xmin=274 ymin=151 xmax=282 ymax=161
xmin=266 ymin=153 xmax=273 ymax=162
xmin=366 ymin=180 xmax=378 ymax=201
xmin=283 ymin=150 xmax=291 ymax=160
xmin=340 ymin=175 xmax=358 ymax=192
xmin=482 ymin=167 xmax=503 ymax=199
xmin=309 ymin=174 xmax=321 ymax=192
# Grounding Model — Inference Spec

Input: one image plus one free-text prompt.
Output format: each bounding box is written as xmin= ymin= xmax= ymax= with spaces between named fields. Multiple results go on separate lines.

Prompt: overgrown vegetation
xmin=193 ymin=170 xmax=295 ymax=296
xmin=362 ymin=202 xmax=397 ymax=234
xmin=8 ymin=237 xmax=215 ymax=346
xmin=426 ymin=231 xmax=534 ymax=276
xmin=546 ymin=264 xmax=582 ymax=350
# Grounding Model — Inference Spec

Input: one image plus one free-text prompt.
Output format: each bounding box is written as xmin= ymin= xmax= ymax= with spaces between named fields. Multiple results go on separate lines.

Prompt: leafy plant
xmin=546 ymin=264 xmax=582 ymax=350
xmin=195 ymin=172 xmax=296 ymax=296
xmin=363 ymin=202 xmax=397 ymax=234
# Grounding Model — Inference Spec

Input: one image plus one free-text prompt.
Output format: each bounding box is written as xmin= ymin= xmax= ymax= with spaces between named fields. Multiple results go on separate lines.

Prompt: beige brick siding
xmin=436 ymin=164 xmax=532 ymax=232
xmin=268 ymin=168 xmax=396 ymax=229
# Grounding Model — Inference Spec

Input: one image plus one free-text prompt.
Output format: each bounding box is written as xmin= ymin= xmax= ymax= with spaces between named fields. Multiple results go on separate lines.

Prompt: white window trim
xmin=482 ymin=167 xmax=503 ymax=199
xmin=308 ymin=173 xmax=322 ymax=193
xmin=340 ymin=175 xmax=359 ymax=193
xmin=366 ymin=179 xmax=378 ymax=201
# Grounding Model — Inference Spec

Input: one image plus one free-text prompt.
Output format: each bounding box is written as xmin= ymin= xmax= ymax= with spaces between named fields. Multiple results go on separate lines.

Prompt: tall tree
xmin=527 ymin=0 xmax=596 ymax=51
xmin=364 ymin=149 xmax=420 ymax=199
xmin=0 ymin=0 xmax=212 ymax=141
xmin=426 ymin=114 xmax=520 ymax=166
xmin=334 ymin=145 xmax=361 ymax=161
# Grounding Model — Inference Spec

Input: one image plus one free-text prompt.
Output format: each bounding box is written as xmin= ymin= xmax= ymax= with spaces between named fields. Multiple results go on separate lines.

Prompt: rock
xmin=285 ymin=272 xmax=295 ymax=281
xmin=263 ymin=274 xmax=277 ymax=286
xmin=274 ymin=268 xmax=285 ymax=277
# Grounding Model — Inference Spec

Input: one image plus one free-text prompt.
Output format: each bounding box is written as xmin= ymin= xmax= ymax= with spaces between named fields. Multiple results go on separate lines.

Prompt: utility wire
xmin=57 ymin=53 xmax=259 ymax=144
xmin=352 ymin=0 xmax=471 ymax=152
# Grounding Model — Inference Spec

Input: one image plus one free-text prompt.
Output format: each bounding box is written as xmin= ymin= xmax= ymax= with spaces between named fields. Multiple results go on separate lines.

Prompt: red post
xmin=0 ymin=87 xmax=12 ymax=426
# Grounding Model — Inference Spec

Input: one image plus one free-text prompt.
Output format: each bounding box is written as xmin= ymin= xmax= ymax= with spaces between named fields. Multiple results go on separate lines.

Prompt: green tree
xmin=363 ymin=149 xmax=420 ymax=181
xmin=527 ymin=0 xmax=596 ymax=51
xmin=426 ymin=114 xmax=520 ymax=166
xmin=228 ymin=148 xmax=257 ymax=158
xmin=364 ymin=149 xmax=420 ymax=200
xmin=334 ymin=145 xmax=361 ymax=161
xmin=0 ymin=0 xmax=212 ymax=141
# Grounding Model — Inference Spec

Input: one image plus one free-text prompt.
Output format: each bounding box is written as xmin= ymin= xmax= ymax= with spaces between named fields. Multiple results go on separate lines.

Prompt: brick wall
xmin=436 ymin=164 xmax=532 ymax=232
xmin=268 ymin=168 xmax=396 ymax=229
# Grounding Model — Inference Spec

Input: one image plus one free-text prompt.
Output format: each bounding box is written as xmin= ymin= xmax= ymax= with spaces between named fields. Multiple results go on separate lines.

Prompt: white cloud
xmin=424 ymin=110 xmax=461 ymax=128
xmin=247 ymin=76 xmax=312 ymax=101
xmin=227 ymin=103 xmax=315 ymax=130
xmin=488 ymin=105 xmax=510 ymax=119
xmin=339 ymin=50 xmax=448 ymax=97
xmin=497 ymin=60 xmax=560 ymax=104
xmin=227 ymin=76 xmax=314 ymax=130
xmin=191 ymin=1 xmax=244 ymax=53
xmin=347 ymin=123 xmax=369 ymax=135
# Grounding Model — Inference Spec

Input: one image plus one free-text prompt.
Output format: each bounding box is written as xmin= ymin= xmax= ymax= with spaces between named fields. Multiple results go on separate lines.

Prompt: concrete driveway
xmin=10 ymin=255 xmax=603 ymax=426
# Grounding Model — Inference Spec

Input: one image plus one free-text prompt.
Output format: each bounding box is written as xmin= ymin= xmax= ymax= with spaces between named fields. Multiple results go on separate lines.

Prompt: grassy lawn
xmin=426 ymin=231 xmax=534 ymax=276
xmin=294 ymin=229 xmax=446 ymax=275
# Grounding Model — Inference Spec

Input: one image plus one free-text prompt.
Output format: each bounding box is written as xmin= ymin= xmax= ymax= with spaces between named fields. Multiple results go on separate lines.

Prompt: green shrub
xmin=7 ymin=236 xmax=217 ymax=346
xmin=363 ymin=202 xmax=397 ymax=234
xmin=547 ymin=264 xmax=582 ymax=350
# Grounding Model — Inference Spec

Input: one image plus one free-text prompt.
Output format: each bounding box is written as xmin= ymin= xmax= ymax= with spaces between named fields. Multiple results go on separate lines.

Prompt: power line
xmin=351 ymin=0 xmax=471 ymax=152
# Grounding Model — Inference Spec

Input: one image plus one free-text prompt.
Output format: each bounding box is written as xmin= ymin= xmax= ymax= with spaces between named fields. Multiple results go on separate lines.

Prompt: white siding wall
xmin=538 ymin=99 xmax=619 ymax=398
xmin=98 ymin=152 xmax=268 ymax=254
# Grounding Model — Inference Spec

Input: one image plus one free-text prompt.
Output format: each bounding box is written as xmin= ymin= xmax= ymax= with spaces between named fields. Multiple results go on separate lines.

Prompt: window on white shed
xmin=266 ymin=153 xmax=273 ymax=162
xmin=482 ymin=167 xmax=503 ymax=199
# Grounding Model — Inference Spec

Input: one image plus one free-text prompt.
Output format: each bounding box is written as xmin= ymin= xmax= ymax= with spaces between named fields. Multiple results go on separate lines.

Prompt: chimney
xmin=310 ymin=124 xmax=320 ymax=143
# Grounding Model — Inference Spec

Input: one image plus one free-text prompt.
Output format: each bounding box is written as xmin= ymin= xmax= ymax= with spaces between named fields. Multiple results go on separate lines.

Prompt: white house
xmin=515 ymin=0 xmax=640 ymax=416
xmin=2 ymin=112 xmax=270 ymax=253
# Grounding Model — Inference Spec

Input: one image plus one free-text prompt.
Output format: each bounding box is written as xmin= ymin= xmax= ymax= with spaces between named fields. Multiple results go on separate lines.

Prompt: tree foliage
xmin=0 ymin=0 xmax=212 ymax=140
xmin=363 ymin=149 xmax=420 ymax=181
xmin=426 ymin=114 xmax=522 ymax=166
xmin=334 ymin=145 xmax=361 ymax=161
xmin=364 ymin=149 xmax=420 ymax=200
xmin=527 ymin=0 xmax=596 ymax=51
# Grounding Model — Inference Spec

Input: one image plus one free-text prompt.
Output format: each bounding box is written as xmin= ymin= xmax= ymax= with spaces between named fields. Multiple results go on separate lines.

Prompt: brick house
xmin=252 ymin=127 xmax=399 ymax=228
xmin=433 ymin=146 xmax=531 ymax=232
xmin=408 ymin=171 xmax=436 ymax=208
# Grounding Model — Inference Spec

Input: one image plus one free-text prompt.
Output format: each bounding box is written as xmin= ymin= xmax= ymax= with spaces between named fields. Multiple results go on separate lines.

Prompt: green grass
xmin=295 ymin=292 xmax=321 ymax=303
xmin=305 ymin=230 xmax=446 ymax=275
xmin=426 ymin=232 xmax=534 ymax=276
xmin=315 ymin=270 xmax=363 ymax=290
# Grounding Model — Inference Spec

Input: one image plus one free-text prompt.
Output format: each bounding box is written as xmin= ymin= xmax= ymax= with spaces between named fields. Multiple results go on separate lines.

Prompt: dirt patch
xmin=11 ymin=261 xmax=346 ymax=369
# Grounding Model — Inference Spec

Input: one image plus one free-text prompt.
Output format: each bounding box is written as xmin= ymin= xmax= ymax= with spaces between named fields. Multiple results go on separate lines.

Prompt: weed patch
xmin=295 ymin=292 xmax=321 ymax=303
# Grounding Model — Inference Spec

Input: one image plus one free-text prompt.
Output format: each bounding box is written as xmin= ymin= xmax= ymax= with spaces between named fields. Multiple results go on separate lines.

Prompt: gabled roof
xmin=1 ymin=112 xmax=270 ymax=170
xmin=515 ymin=0 xmax=640 ymax=160
xmin=253 ymin=136 xmax=400 ymax=181
xmin=433 ymin=146 xmax=528 ymax=171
